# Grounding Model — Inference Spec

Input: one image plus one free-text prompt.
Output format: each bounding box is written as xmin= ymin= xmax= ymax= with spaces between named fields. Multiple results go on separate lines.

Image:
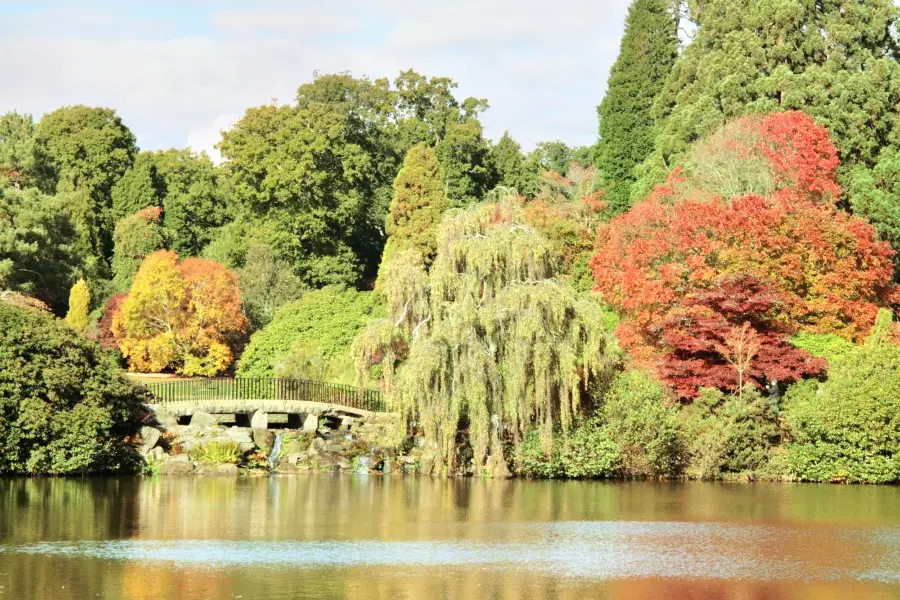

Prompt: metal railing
xmin=145 ymin=378 xmax=385 ymax=413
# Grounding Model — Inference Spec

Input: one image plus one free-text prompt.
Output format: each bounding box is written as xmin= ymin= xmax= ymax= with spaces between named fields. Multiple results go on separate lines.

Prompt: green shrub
xmin=236 ymin=286 xmax=385 ymax=379
xmin=790 ymin=332 xmax=855 ymax=363
xmin=516 ymin=424 xmax=621 ymax=479
xmin=0 ymin=302 xmax=147 ymax=475
xmin=681 ymin=387 xmax=780 ymax=479
xmin=601 ymin=371 xmax=686 ymax=477
xmin=784 ymin=310 xmax=900 ymax=483
xmin=558 ymin=419 xmax=622 ymax=478
xmin=190 ymin=441 xmax=243 ymax=466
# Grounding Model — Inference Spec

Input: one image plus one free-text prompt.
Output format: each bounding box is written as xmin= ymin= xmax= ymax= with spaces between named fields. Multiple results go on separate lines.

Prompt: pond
xmin=0 ymin=475 xmax=898 ymax=599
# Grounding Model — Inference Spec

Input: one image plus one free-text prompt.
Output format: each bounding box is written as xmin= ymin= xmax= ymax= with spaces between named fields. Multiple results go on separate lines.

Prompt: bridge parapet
xmin=144 ymin=377 xmax=386 ymax=414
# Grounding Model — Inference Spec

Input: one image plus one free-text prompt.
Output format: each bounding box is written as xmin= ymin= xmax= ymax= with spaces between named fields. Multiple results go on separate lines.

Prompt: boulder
xmin=149 ymin=446 xmax=166 ymax=461
xmin=286 ymin=453 xmax=304 ymax=466
xmin=190 ymin=411 xmax=218 ymax=428
xmin=250 ymin=410 xmax=268 ymax=430
xmin=139 ymin=426 xmax=161 ymax=454
xmin=335 ymin=455 xmax=352 ymax=470
xmin=225 ymin=427 xmax=254 ymax=444
xmin=340 ymin=417 xmax=355 ymax=430
xmin=216 ymin=464 xmax=240 ymax=476
xmin=253 ymin=429 xmax=275 ymax=453
xmin=302 ymin=413 xmax=319 ymax=433
xmin=307 ymin=437 xmax=326 ymax=456
xmin=160 ymin=455 xmax=193 ymax=475
xmin=151 ymin=407 xmax=179 ymax=429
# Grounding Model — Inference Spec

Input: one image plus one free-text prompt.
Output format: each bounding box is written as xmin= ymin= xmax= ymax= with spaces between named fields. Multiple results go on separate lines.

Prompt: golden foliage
xmin=112 ymin=250 xmax=247 ymax=376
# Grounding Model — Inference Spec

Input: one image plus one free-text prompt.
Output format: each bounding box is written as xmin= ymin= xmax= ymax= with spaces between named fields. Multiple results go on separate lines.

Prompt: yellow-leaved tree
xmin=112 ymin=250 xmax=247 ymax=376
xmin=64 ymin=278 xmax=90 ymax=332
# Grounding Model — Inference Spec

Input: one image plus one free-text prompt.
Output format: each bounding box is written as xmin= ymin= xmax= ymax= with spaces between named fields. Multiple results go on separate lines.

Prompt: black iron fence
xmin=145 ymin=378 xmax=385 ymax=413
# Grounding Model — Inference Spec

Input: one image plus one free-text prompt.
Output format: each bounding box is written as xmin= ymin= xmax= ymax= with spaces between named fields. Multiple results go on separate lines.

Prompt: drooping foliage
xmin=111 ymin=206 xmax=170 ymax=292
xmin=237 ymin=286 xmax=384 ymax=379
xmin=522 ymin=170 xmax=607 ymax=292
xmin=595 ymin=0 xmax=678 ymax=216
xmin=354 ymin=195 xmax=620 ymax=475
xmin=0 ymin=186 xmax=81 ymax=314
xmin=635 ymin=0 xmax=900 ymax=199
xmin=0 ymin=302 xmax=146 ymax=475
xmin=64 ymin=278 xmax=90 ymax=332
xmin=593 ymin=114 xmax=897 ymax=398
xmin=784 ymin=310 xmax=900 ymax=483
xmin=380 ymin=144 xmax=448 ymax=271
xmin=113 ymin=251 xmax=247 ymax=376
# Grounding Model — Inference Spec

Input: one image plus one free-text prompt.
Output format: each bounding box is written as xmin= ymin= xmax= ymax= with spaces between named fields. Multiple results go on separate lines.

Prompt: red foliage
xmin=593 ymin=112 xmax=896 ymax=398
xmin=679 ymin=111 xmax=842 ymax=205
xmin=656 ymin=276 xmax=826 ymax=399
xmin=96 ymin=293 xmax=127 ymax=351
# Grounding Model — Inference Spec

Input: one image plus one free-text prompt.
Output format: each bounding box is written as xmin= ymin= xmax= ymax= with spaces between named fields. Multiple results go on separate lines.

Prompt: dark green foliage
xmin=111 ymin=207 xmax=170 ymax=292
xmin=0 ymin=302 xmax=146 ymax=475
xmin=848 ymin=147 xmax=900 ymax=276
xmin=784 ymin=310 xmax=900 ymax=483
xmin=682 ymin=387 xmax=781 ymax=479
xmin=636 ymin=0 xmax=900 ymax=200
xmin=112 ymin=149 xmax=226 ymax=257
xmin=491 ymin=132 xmax=539 ymax=198
xmin=33 ymin=106 xmax=137 ymax=262
xmin=380 ymin=144 xmax=447 ymax=269
xmin=110 ymin=152 xmax=162 ymax=222
xmin=237 ymin=286 xmax=385 ymax=378
xmin=153 ymin=149 xmax=226 ymax=256
xmin=530 ymin=141 xmax=586 ymax=177
xmin=0 ymin=186 xmax=82 ymax=314
xmin=601 ymin=370 xmax=686 ymax=477
xmin=236 ymin=244 xmax=306 ymax=332
xmin=595 ymin=0 xmax=678 ymax=215
xmin=0 ymin=111 xmax=36 ymax=187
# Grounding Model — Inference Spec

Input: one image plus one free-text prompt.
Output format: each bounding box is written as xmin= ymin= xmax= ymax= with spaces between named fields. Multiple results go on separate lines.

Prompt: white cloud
xmin=0 ymin=1 xmax=633 ymax=152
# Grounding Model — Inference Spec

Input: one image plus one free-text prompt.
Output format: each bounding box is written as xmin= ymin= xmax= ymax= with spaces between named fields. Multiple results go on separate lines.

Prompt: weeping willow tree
xmin=353 ymin=191 xmax=620 ymax=476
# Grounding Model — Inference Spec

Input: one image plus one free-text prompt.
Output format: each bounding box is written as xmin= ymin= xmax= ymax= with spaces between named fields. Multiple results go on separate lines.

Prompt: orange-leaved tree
xmin=592 ymin=112 xmax=897 ymax=399
xmin=112 ymin=250 xmax=247 ymax=376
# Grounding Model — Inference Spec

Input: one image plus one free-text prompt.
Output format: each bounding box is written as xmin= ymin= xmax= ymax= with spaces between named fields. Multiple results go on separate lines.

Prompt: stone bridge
xmin=143 ymin=377 xmax=389 ymax=430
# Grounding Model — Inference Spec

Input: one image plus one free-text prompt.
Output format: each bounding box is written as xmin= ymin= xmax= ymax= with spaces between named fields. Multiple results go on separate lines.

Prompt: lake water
xmin=0 ymin=476 xmax=898 ymax=599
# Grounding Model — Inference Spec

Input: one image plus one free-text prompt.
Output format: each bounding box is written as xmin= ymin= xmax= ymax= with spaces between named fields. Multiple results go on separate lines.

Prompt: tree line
xmin=2 ymin=0 xmax=900 ymax=481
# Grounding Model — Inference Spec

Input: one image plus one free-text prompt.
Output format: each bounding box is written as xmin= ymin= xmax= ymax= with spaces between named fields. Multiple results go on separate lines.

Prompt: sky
xmin=0 ymin=1 xmax=633 ymax=161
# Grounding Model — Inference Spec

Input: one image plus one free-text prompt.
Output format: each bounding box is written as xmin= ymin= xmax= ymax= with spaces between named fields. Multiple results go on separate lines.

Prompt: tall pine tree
xmin=635 ymin=0 xmax=900 ymax=201
xmin=595 ymin=0 xmax=678 ymax=216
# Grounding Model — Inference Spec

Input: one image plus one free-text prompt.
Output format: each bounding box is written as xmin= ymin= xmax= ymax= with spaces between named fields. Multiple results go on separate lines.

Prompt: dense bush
xmin=784 ymin=310 xmax=900 ymax=483
xmin=601 ymin=371 xmax=686 ymax=478
xmin=516 ymin=422 xmax=622 ymax=480
xmin=681 ymin=387 xmax=781 ymax=480
xmin=516 ymin=371 xmax=684 ymax=479
xmin=237 ymin=286 xmax=384 ymax=379
xmin=0 ymin=302 xmax=147 ymax=475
